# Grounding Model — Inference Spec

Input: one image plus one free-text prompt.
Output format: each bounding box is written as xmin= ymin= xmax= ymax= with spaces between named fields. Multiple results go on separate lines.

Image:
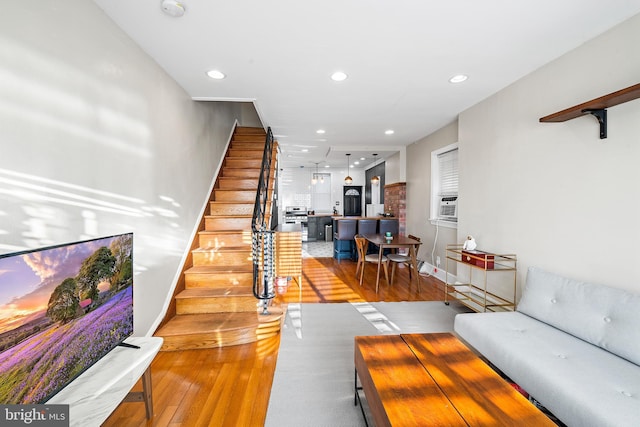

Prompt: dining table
xmin=363 ymin=234 xmax=423 ymax=293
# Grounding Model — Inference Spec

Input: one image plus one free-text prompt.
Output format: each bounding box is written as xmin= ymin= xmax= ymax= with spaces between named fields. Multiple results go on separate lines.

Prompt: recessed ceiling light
xmin=449 ymin=74 xmax=468 ymax=83
xmin=301 ymin=149 xmax=309 ymax=152
xmin=331 ymin=71 xmax=348 ymax=82
xmin=385 ymin=129 xmax=395 ymax=135
xmin=316 ymin=129 xmax=325 ymax=134
xmin=360 ymin=157 xmax=365 ymax=161
xmin=354 ymin=161 xmax=360 ymax=165
xmin=206 ymin=69 xmax=226 ymax=80
xmin=325 ymin=164 xmax=330 ymax=168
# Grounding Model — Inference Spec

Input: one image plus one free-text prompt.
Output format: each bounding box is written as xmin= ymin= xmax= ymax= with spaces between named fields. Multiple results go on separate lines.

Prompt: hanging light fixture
xmin=311 ymin=162 xmax=320 ymax=185
xmin=344 ymin=154 xmax=353 ymax=185
xmin=371 ymin=153 xmax=380 ymax=185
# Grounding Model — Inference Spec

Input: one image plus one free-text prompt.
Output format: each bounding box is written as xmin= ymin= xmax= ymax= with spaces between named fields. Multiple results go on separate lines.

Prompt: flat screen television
xmin=0 ymin=233 xmax=134 ymax=404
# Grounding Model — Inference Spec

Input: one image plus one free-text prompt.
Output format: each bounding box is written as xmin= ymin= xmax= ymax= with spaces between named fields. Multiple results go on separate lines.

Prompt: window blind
xmin=438 ymin=148 xmax=458 ymax=196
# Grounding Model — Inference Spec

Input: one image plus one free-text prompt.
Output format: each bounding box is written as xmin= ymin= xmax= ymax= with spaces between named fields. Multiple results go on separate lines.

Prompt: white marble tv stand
xmin=47 ymin=337 xmax=163 ymax=427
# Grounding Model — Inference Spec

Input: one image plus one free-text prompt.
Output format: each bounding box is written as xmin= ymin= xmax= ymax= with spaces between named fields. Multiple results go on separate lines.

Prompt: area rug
xmin=265 ymin=301 xmax=470 ymax=426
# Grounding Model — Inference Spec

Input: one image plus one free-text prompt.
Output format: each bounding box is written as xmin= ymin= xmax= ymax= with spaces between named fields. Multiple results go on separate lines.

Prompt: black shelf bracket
xmin=582 ymin=108 xmax=607 ymax=139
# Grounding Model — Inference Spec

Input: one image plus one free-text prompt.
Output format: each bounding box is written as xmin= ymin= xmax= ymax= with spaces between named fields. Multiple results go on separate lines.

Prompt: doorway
xmin=343 ymin=186 xmax=362 ymax=216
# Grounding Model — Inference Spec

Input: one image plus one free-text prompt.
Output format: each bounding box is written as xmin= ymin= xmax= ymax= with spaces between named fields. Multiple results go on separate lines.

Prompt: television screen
xmin=0 ymin=233 xmax=133 ymax=404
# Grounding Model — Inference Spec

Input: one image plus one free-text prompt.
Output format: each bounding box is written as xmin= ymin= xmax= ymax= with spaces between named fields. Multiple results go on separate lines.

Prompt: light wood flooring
xmin=103 ymin=256 xmax=446 ymax=427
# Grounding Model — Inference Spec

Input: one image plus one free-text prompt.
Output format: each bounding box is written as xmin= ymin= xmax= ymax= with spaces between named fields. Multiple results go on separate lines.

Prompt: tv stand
xmin=47 ymin=337 xmax=162 ymax=427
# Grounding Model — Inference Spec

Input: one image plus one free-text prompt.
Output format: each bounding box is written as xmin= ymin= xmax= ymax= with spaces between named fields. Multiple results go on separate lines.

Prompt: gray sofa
xmin=454 ymin=267 xmax=640 ymax=427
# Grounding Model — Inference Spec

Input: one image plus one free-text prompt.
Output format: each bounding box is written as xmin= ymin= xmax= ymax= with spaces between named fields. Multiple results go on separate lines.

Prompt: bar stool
xmin=378 ymin=218 xmax=399 ymax=236
xmin=333 ymin=219 xmax=357 ymax=261
xmin=357 ymin=219 xmax=377 ymax=254
xmin=379 ymin=219 xmax=399 ymax=255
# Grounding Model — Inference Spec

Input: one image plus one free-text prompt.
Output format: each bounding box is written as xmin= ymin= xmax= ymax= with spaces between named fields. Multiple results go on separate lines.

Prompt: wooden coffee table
xmin=354 ymin=332 xmax=555 ymax=426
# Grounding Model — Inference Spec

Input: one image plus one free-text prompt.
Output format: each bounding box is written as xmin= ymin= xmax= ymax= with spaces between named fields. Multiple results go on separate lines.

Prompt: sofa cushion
xmin=455 ymin=311 xmax=640 ymax=427
xmin=517 ymin=267 xmax=640 ymax=366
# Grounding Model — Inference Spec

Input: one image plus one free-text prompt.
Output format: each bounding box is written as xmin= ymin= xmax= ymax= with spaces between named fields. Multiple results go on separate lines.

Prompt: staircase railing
xmin=251 ymin=127 xmax=276 ymax=314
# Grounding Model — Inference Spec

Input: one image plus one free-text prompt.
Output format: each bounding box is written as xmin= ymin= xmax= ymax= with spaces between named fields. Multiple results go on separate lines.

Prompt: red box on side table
xmin=462 ymin=250 xmax=495 ymax=269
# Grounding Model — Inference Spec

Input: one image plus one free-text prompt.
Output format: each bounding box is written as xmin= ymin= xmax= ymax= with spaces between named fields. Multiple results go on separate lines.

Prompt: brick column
xmin=384 ymin=182 xmax=406 ymax=236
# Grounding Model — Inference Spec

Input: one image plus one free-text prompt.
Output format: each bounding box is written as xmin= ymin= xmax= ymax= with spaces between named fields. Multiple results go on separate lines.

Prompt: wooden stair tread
xmin=156 ymin=309 xmax=284 ymax=336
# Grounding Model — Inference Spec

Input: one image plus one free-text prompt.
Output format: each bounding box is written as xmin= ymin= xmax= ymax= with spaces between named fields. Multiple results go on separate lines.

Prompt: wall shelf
xmin=539 ymin=82 xmax=640 ymax=139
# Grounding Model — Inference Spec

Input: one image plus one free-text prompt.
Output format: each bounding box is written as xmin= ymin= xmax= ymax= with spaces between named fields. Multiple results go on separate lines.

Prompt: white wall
xmin=406 ymin=121 xmax=459 ymax=272
xmin=383 ymin=153 xmax=401 ymax=184
xmin=457 ymin=13 xmax=640 ymax=295
xmin=0 ymin=1 xmax=249 ymax=335
xmin=279 ymin=167 xmax=365 ymax=217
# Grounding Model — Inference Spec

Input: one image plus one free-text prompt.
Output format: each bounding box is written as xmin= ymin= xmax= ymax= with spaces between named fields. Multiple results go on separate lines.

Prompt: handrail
xmin=251 ymin=127 xmax=276 ymax=313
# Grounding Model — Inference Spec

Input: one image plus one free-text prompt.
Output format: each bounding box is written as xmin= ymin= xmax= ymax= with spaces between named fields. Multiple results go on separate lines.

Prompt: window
xmin=431 ymin=143 xmax=458 ymax=226
xmin=311 ymin=173 xmax=331 ymax=211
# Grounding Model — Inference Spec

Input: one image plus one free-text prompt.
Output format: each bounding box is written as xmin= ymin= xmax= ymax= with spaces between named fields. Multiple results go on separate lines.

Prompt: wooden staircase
xmin=155 ymin=126 xmax=283 ymax=351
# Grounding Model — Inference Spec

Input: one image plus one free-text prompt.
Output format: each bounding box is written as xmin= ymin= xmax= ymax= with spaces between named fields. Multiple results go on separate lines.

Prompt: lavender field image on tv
xmin=0 ymin=233 xmax=133 ymax=404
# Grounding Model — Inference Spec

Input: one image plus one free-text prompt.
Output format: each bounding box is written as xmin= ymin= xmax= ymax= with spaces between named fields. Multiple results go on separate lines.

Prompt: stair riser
xmin=225 ymin=159 xmax=262 ymax=169
xmin=218 ymin=178 xmax=258 ymax=190
xmin=198 ymin=231 xmax=252 ymax=248
xmin=217 ymin=179 xmax=275 ymax=191
xmin=231 ymin=143 xmax=266 ymax=151
xmin=159 ymin=329 xmax=258 ymax=351
xmin=185 ymin=272 xmax=253 ymax=288
xmin=209 ymin=203 xmax=255 ymax=216
xmin=218 ymin=179 xmax=275 ymax=190
xmin=192 ymin=250 xmax=252 ymax=266
xmin=205 ymin=216 xmax=253 ymax=230
xmin=232 ymin=134 xmax=266 ymax=141
xmin=227 ymin=149 xmax=264 ymax=159
xmin=221 ymin=168 xmax=260 ymax=178
xmin=213 ymin=190 xmax=256 ymax=202
xmin=176 ymin=297 xmax=257 ymax=314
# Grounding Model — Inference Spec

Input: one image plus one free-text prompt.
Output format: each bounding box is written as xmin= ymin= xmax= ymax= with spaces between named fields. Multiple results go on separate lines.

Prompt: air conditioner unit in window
xmin=439 ymin=196 xmax=458 ymax=220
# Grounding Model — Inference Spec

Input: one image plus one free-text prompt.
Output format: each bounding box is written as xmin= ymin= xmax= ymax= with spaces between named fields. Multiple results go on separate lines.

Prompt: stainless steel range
xmin=284 ymin=206 xmax=308 ymax=224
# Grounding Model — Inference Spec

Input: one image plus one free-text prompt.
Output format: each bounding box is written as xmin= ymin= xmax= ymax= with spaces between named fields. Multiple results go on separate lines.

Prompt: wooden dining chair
xmin=354 ymin=235 xmax=389 ymax=287
xmin=388 ymin=235 xmax=421 ymax=290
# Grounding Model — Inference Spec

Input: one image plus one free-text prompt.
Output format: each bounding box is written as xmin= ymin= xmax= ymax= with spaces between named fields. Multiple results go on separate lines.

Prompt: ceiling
xmin=93 ymin=0 xmax=640 ymax=169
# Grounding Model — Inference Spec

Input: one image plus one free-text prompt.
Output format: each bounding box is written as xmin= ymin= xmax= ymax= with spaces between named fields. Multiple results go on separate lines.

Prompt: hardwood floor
xmin=103 ymin=257 xmax=445 ymax=427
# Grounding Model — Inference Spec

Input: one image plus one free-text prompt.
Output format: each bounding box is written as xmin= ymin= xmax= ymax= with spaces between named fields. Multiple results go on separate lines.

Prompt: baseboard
xmin=418 ymin=261 xmax=456 ymax=284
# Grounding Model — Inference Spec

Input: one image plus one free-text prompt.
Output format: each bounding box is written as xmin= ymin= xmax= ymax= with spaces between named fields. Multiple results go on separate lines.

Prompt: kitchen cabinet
xmin=307 ymin=215 xmax=334 ymax=241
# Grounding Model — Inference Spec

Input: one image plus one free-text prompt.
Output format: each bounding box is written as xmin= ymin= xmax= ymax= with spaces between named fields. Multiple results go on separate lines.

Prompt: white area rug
xmin=265 ymin=301 xmax=470 ymax=426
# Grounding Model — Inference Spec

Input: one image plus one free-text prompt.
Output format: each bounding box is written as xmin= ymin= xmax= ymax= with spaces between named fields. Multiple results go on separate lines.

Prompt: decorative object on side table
xmin=462 ymin=235 xmax=477 ymax=251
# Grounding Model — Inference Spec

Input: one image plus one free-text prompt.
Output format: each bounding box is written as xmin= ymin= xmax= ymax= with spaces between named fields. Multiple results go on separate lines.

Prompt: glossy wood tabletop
xmin=403 ymin=333 xmax=556 ymax=426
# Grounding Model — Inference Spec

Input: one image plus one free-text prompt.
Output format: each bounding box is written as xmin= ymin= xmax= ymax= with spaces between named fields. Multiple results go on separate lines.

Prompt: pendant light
xmin=344 ymin=154 xmax=353 ymax=185
xmin=371 ymin=153 xmax=380 ymax=185
xmin=311 ymin=162 xmax=319 ymax=185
